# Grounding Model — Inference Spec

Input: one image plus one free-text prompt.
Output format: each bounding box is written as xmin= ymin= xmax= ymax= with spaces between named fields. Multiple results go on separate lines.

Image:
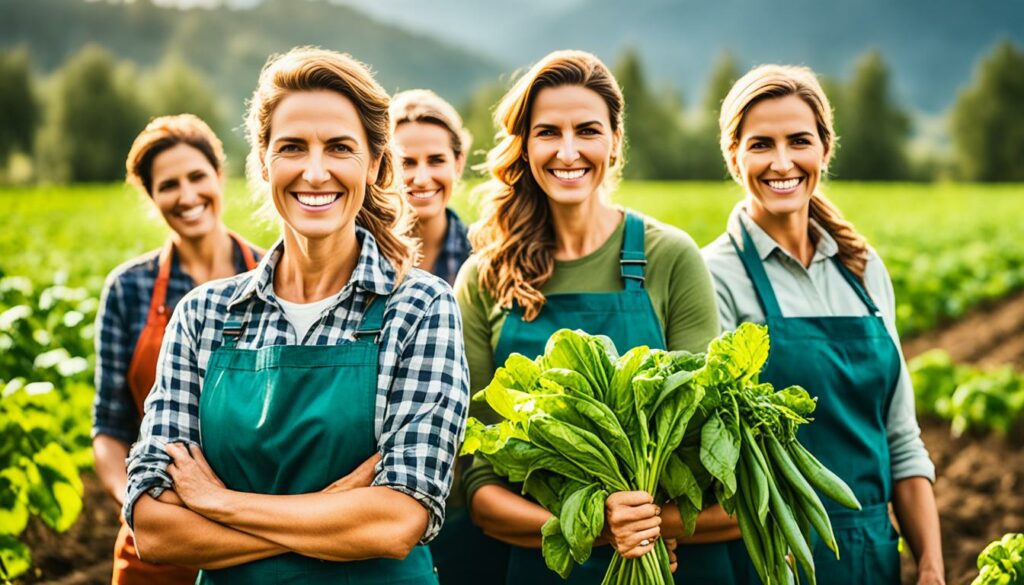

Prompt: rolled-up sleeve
xmin=123 ymin=293 xmax=205 ymax=529
xmin=92 ymin=274 xmax=140 ymax=444
xmin=871 ymin=254 xmax=936 ymax=483
xmin=375 ymin=287 xmax=469 ymax=543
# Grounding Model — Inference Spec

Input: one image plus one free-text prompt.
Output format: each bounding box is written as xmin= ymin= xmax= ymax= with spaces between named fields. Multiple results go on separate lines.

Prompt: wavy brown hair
xmin=471 ymin=50 xmax=625 ymax=321
xmin=125 ymin=114 xmax=225 ymax=197
xmin=245 ymin=46 xmax=418 ymax=281
xmin=720 ymin=64 xmax=869 ymax=282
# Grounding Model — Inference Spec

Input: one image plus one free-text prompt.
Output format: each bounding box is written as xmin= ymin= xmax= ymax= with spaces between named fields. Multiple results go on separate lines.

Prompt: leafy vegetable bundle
xmin=972 ymin=533 xmax=1024 ymax=585
xmin=462 ymin=323 xmax=861 ymax=585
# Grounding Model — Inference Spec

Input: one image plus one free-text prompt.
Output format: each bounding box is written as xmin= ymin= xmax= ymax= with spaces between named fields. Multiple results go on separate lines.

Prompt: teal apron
xmin=495 ymin=211 xmax=755 ymax=585
xmin=430 ymin=501 xmax=509 ymax=584
xmin=197 ymin=295 xmax=438 ymax=585
xmin=731 ymin=224 xmax=902 ymax=585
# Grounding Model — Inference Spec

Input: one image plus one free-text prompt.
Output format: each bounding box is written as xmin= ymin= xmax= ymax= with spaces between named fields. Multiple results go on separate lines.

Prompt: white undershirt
xmin=276 ymin=294 xmax=339 ymax=342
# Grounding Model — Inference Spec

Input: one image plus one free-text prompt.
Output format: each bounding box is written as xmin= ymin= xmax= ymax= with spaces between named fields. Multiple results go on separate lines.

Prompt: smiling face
xmin=734 ymin=94 xmax=828 ymax=221
xmin=150 ymin=143 xmax=224 ymax=241
xmin=263 ymin=90 xmax=380 ymax=243
xmin=526 ymin=85 xmax=621 ymax=208
xmin=393 ymin=121 xmax=464 ymax=224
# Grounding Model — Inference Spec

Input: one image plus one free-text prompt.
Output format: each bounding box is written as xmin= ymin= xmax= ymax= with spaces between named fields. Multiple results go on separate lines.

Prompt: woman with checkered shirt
xmin=122 ymin=47 xmax=469 ymax=585
xmin=93 ymin=114 xmax=262 ymax=585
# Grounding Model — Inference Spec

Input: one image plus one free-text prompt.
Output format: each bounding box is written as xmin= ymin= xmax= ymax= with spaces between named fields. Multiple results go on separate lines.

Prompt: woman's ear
xmin=367 ymin=155 xmax=382 ymax=185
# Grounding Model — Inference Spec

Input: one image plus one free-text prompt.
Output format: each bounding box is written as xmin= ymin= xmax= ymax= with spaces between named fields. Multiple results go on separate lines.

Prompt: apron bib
xmin=196 ymin=295 xmax=437 ymax=585
xmin=730 ymin=224 xmax=902 ymax=585
xmin=113 ymin=233 xmax=257 ymax=585
xmin=496 ymin=212 xmax=755 ymax=585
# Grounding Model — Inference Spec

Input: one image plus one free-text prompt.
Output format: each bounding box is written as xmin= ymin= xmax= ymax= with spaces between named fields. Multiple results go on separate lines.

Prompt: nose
xmin=770 ymin=147 xmax=794 ymax=174
xmin=411 ymin=162 xmax=430 ymax=186
xmin=180 ymin=178 xmax=200 ymax=203
xmin=557 ymin=135 xmax=579 ymax=165
xmin=303 ymin=150 xmax=329 ymax=185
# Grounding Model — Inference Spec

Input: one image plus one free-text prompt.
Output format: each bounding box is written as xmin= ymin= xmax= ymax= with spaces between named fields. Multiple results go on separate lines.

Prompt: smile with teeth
xmin=765 ymin=177 xmax=803 ymax=191
xmin=408 ymin=188 xmax=441 ymax=200
xmin=551 ymin=168 xmax=588 ymax=181
xmin=177 ymin=204 xmax=206 ymax=221
xmin=294 ymin=192 xmax=340 ymax=207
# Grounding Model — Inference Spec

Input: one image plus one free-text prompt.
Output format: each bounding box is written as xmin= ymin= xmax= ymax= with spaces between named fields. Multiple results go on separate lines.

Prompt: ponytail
xmin=808 ymin=193 xmax=869 ymax=283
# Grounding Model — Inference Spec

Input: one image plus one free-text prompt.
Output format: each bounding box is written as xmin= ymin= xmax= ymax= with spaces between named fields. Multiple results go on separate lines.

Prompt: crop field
xmin=2 ymin=181 xmax=1023 ymax=584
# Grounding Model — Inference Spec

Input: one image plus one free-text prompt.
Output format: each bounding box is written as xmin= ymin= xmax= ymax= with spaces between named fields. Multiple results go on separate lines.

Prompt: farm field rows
xmin=2 ymin=181 xmax=1023 ymax=584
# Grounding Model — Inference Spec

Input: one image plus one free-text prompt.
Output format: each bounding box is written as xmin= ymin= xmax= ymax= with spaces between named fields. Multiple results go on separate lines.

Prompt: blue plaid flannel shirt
xmin=431 ymin=208 xmax=471 ymax=286
xmin=123 ymin=228 xmax=469 ymax=543
xmin=92 ymin=240 xmax=259 ymax=444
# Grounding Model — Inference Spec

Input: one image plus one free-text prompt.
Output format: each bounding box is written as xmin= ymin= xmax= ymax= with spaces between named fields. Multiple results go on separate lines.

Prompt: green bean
xmin=736 ymin=450 xmax=772 ymax=584
xmin=739 ymin=424 xmax=770 ymax=523
xmin=787 ymin=440 xmax=861 ymax=511
xmin=767 ymin=469 xmax=817 ymax=585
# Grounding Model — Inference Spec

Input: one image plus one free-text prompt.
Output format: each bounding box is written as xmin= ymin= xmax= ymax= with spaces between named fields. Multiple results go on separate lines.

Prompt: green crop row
xmin=3 ymin=182 xmax=1024 ymax=337
xmin=909 ymin=349 xmax=1024 ymax=437
xmin=0 ymin=276 xmax=96 ymax=581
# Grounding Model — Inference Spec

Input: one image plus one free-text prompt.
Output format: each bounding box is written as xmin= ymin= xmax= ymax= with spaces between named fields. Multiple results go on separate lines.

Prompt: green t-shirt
xmin=454 ymin=209 xmax=721 ymax=500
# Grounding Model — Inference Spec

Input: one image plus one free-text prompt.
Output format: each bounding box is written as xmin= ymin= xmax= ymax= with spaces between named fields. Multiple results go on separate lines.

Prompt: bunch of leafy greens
xmin=972 ymin=533 xmax=1024 ymax=585
xmin=463 ymin=323 xmax=859 ymax=585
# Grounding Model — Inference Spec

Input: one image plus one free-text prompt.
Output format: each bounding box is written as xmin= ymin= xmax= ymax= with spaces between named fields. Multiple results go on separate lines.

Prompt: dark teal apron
xmin=495 ymin=211 xmax=754 ymax=585
xmin=731 ymin=223 xmax=902 ymax=585
xmin=197 ymin=295 xmax=437 ymax=585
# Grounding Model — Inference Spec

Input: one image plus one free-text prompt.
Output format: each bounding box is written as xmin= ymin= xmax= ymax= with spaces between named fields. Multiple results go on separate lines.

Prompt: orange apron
xmin=112 ymin=233 xmax=258 ymax=585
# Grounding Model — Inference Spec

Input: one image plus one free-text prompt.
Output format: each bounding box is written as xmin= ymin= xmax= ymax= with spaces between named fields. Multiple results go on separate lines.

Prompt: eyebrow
xmin=747 ymin=131 xmax=814 ymax=142
xmin=273 ymin=135 xmax=358 ymax=145
xmin=531 ymin=120 xmax=605 ymax=131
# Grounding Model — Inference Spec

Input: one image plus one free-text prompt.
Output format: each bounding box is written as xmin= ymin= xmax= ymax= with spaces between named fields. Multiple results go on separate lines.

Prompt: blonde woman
xmin=390 ymin=89 xmax=472 ymax=286
xmin=456 ymin=50 xmax=739 ymax=584
xmin=93 ymin=114 xmax=261 ymax=585
xmin=703 ymin=65 xmax=943 ymax=585
xmin=123 ymin=47 xmax=469 ymax=584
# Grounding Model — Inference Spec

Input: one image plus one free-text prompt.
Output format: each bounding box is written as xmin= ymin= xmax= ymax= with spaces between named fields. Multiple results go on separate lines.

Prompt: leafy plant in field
xmin=464 ymin=324 xmax=859 ymax=584
xmin=0 ymin=276 xmax=97 ymax=580
xmin=972 ymin=533 xmax=1024 ymax=585
xmin=909 ymin=350 xmax=1024 ymax=437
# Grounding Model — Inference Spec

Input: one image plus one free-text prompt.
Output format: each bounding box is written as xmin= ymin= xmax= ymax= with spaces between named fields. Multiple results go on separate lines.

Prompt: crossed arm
xmin=131 ymin=447 xmax=427 ymax=568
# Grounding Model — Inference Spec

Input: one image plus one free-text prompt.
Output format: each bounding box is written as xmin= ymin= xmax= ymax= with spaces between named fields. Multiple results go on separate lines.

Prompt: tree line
xmin=1 ymin=41 xmax=1022 ymax=184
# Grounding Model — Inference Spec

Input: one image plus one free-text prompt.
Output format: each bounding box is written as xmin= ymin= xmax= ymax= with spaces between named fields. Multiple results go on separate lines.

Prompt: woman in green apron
xmin=454 ymin=49 xmax=752 ymax=584
xmin=389 ymin=90 xmax=488 ymax=583
xmin=122 ymin=47 xmax=469 ymax=585
xmin=702 ymin=64 xmax=945 ymax=585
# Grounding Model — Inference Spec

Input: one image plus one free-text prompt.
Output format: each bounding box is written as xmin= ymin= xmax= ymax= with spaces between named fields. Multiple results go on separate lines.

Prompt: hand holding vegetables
xmin=462 ymin=323 xmax=861 ymax=584
xmin=604 ymin=491 xmax=663 ymax=558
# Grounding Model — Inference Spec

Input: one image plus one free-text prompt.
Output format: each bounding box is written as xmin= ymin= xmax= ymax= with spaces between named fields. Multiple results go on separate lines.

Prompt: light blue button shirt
xmin=702 ymin=203 xmax=935 ymax=483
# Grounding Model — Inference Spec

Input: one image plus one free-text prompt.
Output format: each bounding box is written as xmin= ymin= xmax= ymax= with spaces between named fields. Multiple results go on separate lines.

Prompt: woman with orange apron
xmin=92 ymin=114 xmax=261 ymax=585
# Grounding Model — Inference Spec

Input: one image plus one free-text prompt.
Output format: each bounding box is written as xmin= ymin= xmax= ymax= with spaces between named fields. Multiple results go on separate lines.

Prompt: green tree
xmin=460 ymin=80 xmax=510 ymax=171
xmin=687 ymin=51 xmax=740 ymax=179
xmin=143 ymin=55 xmax=223 ymax=130
xmin=951 ymin=40 xmax=1024 ymax=182
xmin=43 ymin=45 xmax=147 ymax=182
xmin=832 ymin=50 xmax=910 ymax=180
xmin=0 ymin=48 xmax=40 ymax=164
xmin=613 ymin=47 xmax=687 ymax=180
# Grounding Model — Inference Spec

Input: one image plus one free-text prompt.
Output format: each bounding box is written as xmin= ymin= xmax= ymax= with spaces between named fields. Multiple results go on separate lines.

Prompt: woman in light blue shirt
xmin=702 ymin=65 xmax=945 ymax=585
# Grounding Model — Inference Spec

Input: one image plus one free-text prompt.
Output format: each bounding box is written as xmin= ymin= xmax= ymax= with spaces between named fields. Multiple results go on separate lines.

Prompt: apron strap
xmin=221 ymin=317 xmax=244 ymax=349
xmin=146 ymin=239 xmax=175 ymax=319
xmin=228 ymin=231 xmax=261 ymax=271
xmin=620 ymin=211 xmax=647 ymax=291
xmin=353 ymin=293 xmax=386 ymax=343
xmin=729 ymin=221 xmax=784 ymax=318
xmin=831 ymin=257 xmax=882 ymax=316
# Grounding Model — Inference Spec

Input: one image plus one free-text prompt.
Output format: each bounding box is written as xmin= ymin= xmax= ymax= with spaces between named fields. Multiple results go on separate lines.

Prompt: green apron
xmin=731 ymin=224 xmax=902 ymax=585
xmin=197 ymin=295 xmax=438 ymax=585
xmin=430 ymin=503 xmax=509 ymax=584
xmin=495 ymin=211 xmax=755 ymax=585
